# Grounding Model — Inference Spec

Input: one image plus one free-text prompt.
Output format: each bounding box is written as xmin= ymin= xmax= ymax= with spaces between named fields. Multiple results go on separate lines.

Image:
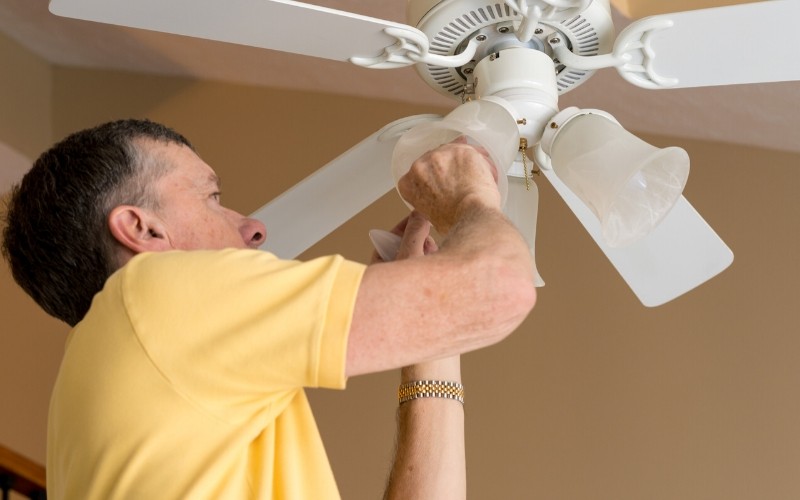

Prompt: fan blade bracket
xmin=350 ymin=27 xmax=484 ymax=69
xmin=548 ymin=35 xmax=627 ymax=70
xmin=504 ymin=0 xmax=593 ymax=43
xmin=547 ymin=17 xmax=679 ymax=88
xmin=611 ymin=18 xmax=680 ymax=89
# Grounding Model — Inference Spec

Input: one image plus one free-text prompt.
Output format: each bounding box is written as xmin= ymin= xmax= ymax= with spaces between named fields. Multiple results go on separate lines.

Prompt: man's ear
xmin=108 ymin=205 xmax=172 ymax=254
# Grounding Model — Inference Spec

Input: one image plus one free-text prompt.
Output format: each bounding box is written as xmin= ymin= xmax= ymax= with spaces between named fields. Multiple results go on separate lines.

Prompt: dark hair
xmin=1 ymin=119 xmax=193 ymax=326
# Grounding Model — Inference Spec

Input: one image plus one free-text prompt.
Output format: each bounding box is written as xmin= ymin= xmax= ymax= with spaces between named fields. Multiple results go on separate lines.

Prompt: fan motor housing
xmin=407 ymin=0 xmax=615 ymax=100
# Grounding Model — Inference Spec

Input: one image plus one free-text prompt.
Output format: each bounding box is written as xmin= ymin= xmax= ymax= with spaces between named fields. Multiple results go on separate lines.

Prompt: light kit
xmin=537 ymin=107 xmax=690 ymax=248
xmin=391 ymin=40 xmax=693 ymax=297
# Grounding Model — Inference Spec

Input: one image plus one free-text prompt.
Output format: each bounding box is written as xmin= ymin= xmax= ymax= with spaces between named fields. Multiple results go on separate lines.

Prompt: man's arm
xmin=376 ymin=212 xmax=466 ymax=500
xmin=346 ymin=141 xmax=536 ymax=377
xmin=384 ymin=356 xmax=465 ymax=500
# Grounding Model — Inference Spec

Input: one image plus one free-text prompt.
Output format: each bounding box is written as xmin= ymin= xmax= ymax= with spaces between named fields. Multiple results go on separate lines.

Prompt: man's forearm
xmin=384 ymin=356 xmax=466 ymax=500
xmin=348 ymin=204 xmax=535 ymax=376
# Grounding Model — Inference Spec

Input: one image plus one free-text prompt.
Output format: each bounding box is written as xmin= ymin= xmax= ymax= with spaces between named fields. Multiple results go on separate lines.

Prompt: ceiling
xmin=1 ymin=0 xmax=799 ymax=162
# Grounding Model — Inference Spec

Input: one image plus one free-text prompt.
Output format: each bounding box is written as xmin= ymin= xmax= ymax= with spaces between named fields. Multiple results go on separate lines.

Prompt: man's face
xmin=148 ymin=141 xmax=266 ymax=250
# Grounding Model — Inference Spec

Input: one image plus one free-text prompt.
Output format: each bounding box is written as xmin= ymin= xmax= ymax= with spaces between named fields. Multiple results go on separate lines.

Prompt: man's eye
xmin=212 ymin=192 xmax=222 ymax=201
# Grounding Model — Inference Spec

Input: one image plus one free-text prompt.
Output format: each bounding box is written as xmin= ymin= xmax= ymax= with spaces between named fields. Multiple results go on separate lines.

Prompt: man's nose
xmin=241 ymin=217 xmax=267 ymax=248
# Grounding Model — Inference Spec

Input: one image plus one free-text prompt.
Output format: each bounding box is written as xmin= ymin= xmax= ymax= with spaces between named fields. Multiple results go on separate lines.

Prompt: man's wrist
xmin=398 ymin=380 xmax=464 ymax=405
xmin=429 ymin=193 xmax=502 ymax=236
xmin=401 ymin=355 xmax=461 ymax=383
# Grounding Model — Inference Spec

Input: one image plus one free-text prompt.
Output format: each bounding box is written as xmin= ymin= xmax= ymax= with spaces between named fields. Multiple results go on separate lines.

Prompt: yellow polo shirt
xmin=47 ymin=249 xmax=365 ymax=499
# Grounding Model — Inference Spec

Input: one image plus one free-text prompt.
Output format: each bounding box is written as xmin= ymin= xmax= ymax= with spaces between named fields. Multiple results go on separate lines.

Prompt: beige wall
xmin=0 ymin=31 xmax=63 ymax=470
xmin=0 ymin=32 xmax=51 ymax=158
xmin=2 ymin=35 xmax=800 ymax=499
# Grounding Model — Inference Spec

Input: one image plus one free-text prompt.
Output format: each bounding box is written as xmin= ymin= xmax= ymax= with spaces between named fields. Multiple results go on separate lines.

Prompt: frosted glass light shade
xmin=549 ymin=113 xmax=690 ymax=247
xmin=391 ymin=98 xmax=520 ymax=208
xmin=505 ymin=175 xmax=545 ymax=287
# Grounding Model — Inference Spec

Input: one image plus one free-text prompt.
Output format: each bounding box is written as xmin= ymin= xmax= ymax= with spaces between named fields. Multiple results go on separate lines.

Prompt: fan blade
xmin=541 ymin=169 xmax=733 ymax=306
xmin=252 ymin=114 xmax=440 ymax=259
xmin=610 ymin=0 xmax=756 ymax=19
xmin=617 ymin=0 xmax=800 ymax=88
xmin=49 ymin=0 xmax=423 ymax=64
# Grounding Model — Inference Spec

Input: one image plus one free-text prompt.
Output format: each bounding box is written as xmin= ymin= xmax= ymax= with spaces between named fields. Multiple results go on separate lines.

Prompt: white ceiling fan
xmin=47 ymin=0 xmax=800 ymax=306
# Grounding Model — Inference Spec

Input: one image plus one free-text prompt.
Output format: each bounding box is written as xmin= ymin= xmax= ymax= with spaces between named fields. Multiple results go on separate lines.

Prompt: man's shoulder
xmin=117 ymin=249 xmax=363 ymax=290
xmin=128 ymin=248 xmax=277 ymax=267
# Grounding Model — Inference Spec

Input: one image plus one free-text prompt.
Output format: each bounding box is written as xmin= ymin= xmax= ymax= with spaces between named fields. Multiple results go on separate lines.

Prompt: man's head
xmin=2 ymin=119 xmax=265 ymax=326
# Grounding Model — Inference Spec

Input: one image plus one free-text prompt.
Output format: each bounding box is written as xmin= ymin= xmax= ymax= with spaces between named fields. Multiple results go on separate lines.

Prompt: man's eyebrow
xmin=210 ymin=174 xmax=222 ymax=189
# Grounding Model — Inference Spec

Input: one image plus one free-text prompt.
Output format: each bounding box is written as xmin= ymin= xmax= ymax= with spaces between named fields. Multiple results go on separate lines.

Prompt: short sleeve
xmin=119 ymin=249 xmax=365 ymax=422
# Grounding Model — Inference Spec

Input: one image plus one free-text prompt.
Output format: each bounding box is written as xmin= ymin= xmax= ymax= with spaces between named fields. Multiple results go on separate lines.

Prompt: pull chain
xmin=519 ymin=138 xmax=530 ymax=191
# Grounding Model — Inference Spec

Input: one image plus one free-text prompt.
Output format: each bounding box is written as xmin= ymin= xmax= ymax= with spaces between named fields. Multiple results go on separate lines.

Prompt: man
xmin=2 ymin=119 xmax=536 ymax=498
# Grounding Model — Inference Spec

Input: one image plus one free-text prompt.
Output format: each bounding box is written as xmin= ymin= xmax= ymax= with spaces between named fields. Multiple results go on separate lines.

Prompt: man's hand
xmin=396 ymin=140 xmax=501 ymax=236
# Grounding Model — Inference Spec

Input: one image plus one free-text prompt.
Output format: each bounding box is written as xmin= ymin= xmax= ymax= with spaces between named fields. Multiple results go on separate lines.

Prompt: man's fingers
xmin=389 ymin=215 xmax=412 ymax=238
xmin=397 ymin=211 xmax=432 ymax=259
xmin=423 ymin=235 xmax=439 ymax=255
